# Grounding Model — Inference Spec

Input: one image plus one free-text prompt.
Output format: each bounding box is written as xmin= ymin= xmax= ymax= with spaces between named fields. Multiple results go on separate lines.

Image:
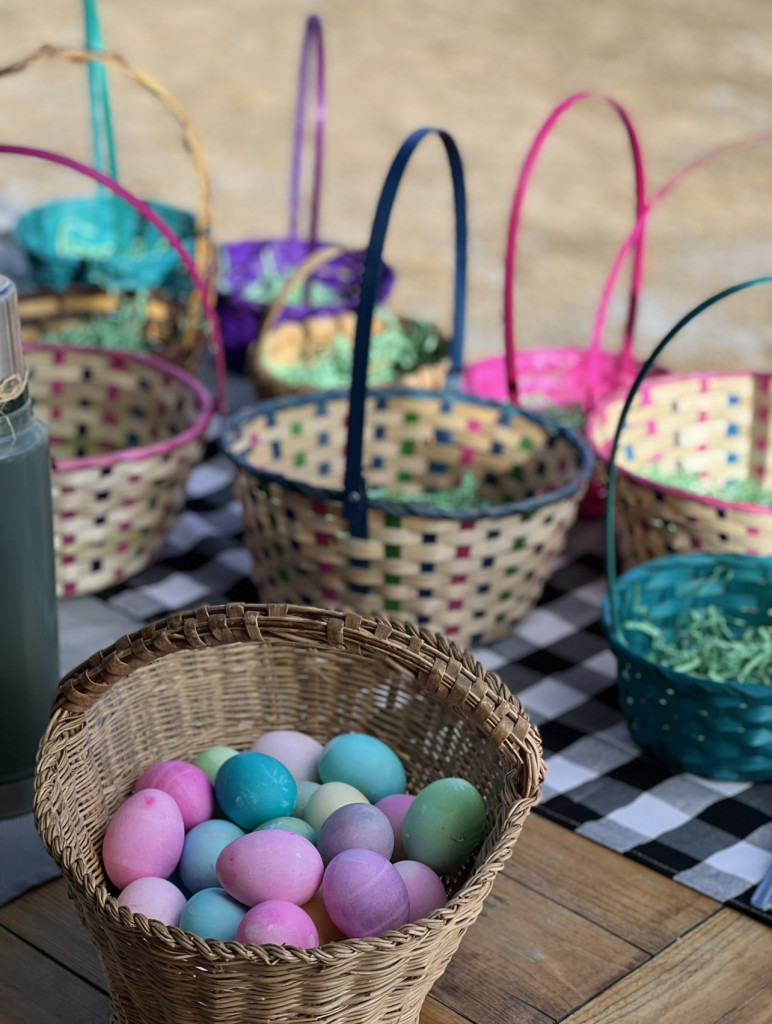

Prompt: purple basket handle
xmin=504 ymin=92 xmax=647 ymax=407
xmin=589 ymin=131 xmax=772 ymax=408
xmin=0 ymin=143 xmax=227 ymax=414
xmin=289 ymin=15 xmax=325 ymax=244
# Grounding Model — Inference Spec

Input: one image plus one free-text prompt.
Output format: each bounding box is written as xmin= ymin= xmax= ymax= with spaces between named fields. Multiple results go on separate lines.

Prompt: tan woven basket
xmin=247 ymin=245 xmax=451 ymax=399
xmin=34 ymin=603 xmax=545 ymax=1024
xmin=0 ymin=45 xmax=215 ymax=373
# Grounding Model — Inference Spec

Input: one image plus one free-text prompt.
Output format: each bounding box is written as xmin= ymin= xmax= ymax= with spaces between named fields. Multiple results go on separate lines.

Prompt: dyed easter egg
xmin=402 ymin=778 xmax=486 ymax=873
xmin=393 ymin=860 xmax=447 ymax=920
xmin=375 ymin=793 xmax=415 ymax=861
xmin=216 ymin=829 xmax=323 ymax=907
xmin=255 ymin=816 xmax=317 ymax=844
xmin=214 ymin=751 xmax=297 ymax=830
xmin=236 ymin=900 xmax=319 ymax=948
xmin=318 ymin=733 xmax=406 ymax=803
xmin=302 ymin=781 xmax=369 ymax=835
xmin=322 ymin=849 xmax=410 ymax=939
xmin=117 ymin=876 xmax=187 ymax=927
xmin=178 ymin=818 xmax=246 ymax=893
xmin=192 ymin=746 xmax=239 ymax=784
xmin=294 ymin=780 xmax=320 ymax=819
xmin=103 ymin=788 xmax=185 ymax=890
xmin=134 ymin=759 xmax=215 ymax=831
xmin=251 ymin=730 xmax=323 ymax=782
xmin=300 ymin=888 xmax=345 ymax=945
xmin=179 ymin=887 xmax=248 ymax=942
xmin=317 ymin=802 xmax=394 ymax=865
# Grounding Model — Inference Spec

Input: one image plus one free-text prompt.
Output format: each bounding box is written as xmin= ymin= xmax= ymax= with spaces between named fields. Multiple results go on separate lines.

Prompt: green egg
xmin=402 ymin=778 xmax=486 ymax=874
xmin=192 ymin=746 xmax=239 ymax=785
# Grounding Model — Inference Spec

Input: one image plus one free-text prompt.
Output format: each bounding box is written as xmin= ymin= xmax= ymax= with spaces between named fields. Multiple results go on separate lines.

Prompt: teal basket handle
xmin=83 ymin=0 xmax=117 ymax=181
xmin=343 ymin=127 xmax=467 ymax=537
xmin=605 ymin=275 xmax=772 ymax=637
xmin=288 ymin=15 xmax=324 ymax=244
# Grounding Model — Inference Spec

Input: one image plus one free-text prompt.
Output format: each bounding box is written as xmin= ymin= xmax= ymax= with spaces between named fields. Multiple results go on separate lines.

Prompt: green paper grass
xmin=642 ymin=464 xmax=772 ymax=505
xmin=38 ymin=291 xmax=152 ymax=352
xmin=369 ymin=469 xmax=492 ymax=510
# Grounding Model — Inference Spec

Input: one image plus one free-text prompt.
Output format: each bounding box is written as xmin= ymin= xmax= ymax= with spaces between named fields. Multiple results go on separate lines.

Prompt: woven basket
xmin=0 ymin=44 xmax=215 ymax=373
xmin=601 ymin=278 xmax=772 ymax=779
xmin=461 ymin=92 xmax=649 ymax=518
xmin=0 ymin=143 xmax=226 ymax=597
xmin=247 ymin=245 xmax=453 ymax=399
xmin=216 ymin=16 xmax=394 ymax=374
xmin=222 ymin=129 xmax=594 ymax=648
xmin=34 ymin=603 xmax=545 ymax=1024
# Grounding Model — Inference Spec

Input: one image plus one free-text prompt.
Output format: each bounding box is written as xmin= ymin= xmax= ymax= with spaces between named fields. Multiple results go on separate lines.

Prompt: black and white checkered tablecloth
xmin=45 ymin=393 xmax=772 ymax=926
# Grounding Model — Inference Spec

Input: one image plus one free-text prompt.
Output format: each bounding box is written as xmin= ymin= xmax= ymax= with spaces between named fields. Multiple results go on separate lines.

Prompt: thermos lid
xmin=0 ymin=275 xmax=24 ymax=399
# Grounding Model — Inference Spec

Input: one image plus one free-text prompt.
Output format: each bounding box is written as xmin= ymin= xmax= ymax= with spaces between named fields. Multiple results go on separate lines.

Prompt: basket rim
xmin=220 ymin=386 xmax=595 ymax=521
xmin=28 ymin=340 xmax=214 ymax=473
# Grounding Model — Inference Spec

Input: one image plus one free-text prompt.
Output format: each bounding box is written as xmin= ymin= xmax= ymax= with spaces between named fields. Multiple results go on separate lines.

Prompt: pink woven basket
xmin=462 ymin=92 xmax=648 ymax=518
xmin=0 ymin=143 xmax=226 ymax=597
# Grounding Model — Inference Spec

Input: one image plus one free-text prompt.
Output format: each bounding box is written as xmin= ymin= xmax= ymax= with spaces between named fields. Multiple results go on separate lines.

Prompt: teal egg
xmin=179 ymin=887 xmax=247 ymax=942
xmin=402 ymin=778 xmax=486 ymax=874
xmin=214 ymin=752 xmax=297 ymax=831
xmin=255 ymin=816 xmax=317 ymax=844
xmin=318 ymin=733 xmax=406 ymax=803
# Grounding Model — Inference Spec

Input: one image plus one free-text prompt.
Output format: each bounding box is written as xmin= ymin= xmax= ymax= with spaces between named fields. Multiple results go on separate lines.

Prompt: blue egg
xmin=178 ymin=818 xmax=245 ymax=893
xmin=318 ymin=733 xmax=406 ymax=803
xmin=294 ymin=779 xmax=320 ymax=819
xmin=179 ymin=887 xmax=247 ymax=942
xmin=255 ymin=816 xmax=317 ymax=844
xmin=214 ymin=752 xmax=298 ymax=830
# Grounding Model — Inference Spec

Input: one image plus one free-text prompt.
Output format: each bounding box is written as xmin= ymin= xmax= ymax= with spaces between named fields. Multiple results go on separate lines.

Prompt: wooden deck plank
xmin=561 ymin=909 xmax=772 ymax=1024
xmin=510 ymin=815 xmax=720 ymax=953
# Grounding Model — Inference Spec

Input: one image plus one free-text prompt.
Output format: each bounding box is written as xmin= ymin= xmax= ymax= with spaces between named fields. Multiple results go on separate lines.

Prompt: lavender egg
xmin=393 ymin=860 xmax=447 ymax=921
xmin=317 ymin=802 xmax=394 ymax=865
xmin=322 ymin=849 xmax=410 ymax=939
xmin=117 ymin=876 xmax=187 ymax=927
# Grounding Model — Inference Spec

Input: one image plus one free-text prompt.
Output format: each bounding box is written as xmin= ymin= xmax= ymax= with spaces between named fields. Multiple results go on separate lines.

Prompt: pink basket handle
xmin=588 ymin=130 xmax=772 ymax=407
xmin=288 ymin=15 xmax=325 ymax=244
xmin=504 ymin=91 xmax=647 ymax=404
xmin=0 ymin=143 xmax=227 ymax=414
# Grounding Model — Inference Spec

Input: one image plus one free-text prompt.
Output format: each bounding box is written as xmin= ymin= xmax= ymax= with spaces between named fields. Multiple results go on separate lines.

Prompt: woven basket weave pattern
xmin=35 ymin=603 xmax=544 ymax=1024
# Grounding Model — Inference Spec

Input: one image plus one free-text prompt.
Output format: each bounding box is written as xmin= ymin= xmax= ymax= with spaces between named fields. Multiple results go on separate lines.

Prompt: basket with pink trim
xmin=1 ymin=143 xmax=226 ymax=597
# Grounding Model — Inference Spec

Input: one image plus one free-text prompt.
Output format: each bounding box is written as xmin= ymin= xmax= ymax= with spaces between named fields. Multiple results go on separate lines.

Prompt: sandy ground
xmin=1 ymin=0 xmax=772 ymax=372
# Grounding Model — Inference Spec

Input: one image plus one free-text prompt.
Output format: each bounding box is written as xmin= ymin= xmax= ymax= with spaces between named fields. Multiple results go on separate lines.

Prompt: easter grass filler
xmin=639 ymin=463 xmax=772 ymax=505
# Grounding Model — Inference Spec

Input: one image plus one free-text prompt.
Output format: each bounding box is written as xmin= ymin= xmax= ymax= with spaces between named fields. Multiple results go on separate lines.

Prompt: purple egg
xmin=317 ymin=803 xmax=394 ymax=866
xmin=393 ymin=860 xmax=447 ymax=921
xmin=117 ymin=876 xmax=187 ymax=927
xmin=322 ymin=849 xmax=410 ymax=939
xmin=375 ymin=793 xmax=415 ymax=861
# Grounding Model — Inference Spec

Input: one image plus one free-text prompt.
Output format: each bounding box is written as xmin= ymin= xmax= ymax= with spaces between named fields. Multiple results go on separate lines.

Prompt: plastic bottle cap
xmin=0 ymin=275 xmax=24 ymax=397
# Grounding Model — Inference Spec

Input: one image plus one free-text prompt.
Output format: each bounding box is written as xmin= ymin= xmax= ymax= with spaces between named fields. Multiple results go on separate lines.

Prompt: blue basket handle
xmin=605 ymin=275 xmax=772 ymax=637
xmin=343 ymin=127 xmax=467 ymax=537
xmin=83 ymin=0 xmax=118 ymax=181
xmin=289 ymin=15 xmax=324 ymax=244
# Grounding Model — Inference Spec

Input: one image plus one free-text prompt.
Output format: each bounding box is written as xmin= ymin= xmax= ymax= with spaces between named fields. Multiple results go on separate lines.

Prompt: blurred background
xmin=0 ymin=0 xmax=772 ymax=372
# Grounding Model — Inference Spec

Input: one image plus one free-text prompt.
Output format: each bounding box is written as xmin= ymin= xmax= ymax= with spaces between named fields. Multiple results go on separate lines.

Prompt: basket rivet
xmin=349 ymin=491 xmax=361 ymax=502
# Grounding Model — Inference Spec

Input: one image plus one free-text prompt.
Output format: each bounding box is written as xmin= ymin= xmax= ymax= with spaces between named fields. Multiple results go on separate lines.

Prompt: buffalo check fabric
xmin=53 ymin=403 xmax=772 ymax=925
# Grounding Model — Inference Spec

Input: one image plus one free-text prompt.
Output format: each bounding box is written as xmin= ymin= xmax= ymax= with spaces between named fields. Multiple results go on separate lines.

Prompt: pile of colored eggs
xmin=102 ymin=730 xmax=487 ymax=948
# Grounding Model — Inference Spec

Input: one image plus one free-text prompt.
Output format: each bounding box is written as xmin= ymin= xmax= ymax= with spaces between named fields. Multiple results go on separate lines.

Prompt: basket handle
xmin=83 ymin=0 xmax=118 ymax=181
xmin=504 ymin=92 xmax=646 ymax=407
xmin=604 ymin=274 xmax=772 ymax=638
xmin=588 ymin=131 xmax=772 ymax=407
xmin=253 ymin=244 xmax=345 ymax=343
xmin=343 ymin=127 xmax=466 ymax=537
xmin=0 ymin=143 xmax=227 ymax=414
xmin=289 ymin=15 xmax=325 ymax=244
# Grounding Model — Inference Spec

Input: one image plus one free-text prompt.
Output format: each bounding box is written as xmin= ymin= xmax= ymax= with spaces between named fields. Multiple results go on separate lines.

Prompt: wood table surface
xmin=2 ymin=812 xmax=770 ymax=1024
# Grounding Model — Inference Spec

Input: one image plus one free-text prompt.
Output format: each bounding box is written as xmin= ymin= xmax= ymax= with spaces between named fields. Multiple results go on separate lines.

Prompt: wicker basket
xmin=247 ymin=245 xmax=453 ymax=399
xmin=217 ymin=16 xmax=394 ymax=374
xmin=222 ymin=129 xmax=594 ymax=648
xmin=461 ymin=92 xmax=648 ymax=518
xmin=0 ymin=44 xmax=215 ymax=373
xmin=601 ymin=277 xmax=772 ymax=779
xmin=34 ymin=603 xmax=545 ymax=1024
xmin=0 ymin=143 xmax=226 ymax=597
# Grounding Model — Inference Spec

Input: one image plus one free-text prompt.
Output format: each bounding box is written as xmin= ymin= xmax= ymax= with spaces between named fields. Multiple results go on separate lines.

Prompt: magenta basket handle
xmin=288 ymin=14 xmax=325 ymax=244
xmin=504 ymin=91 xmax=647 ymax=406
xmin=0 ymin=143 xmax=227 ymax=414
xmin=589 ymin=130 xmax=772 ymax=408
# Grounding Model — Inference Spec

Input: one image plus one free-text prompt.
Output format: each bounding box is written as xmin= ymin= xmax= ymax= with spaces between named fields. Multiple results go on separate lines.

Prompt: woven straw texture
xmin=28 ymin=341 xmax=212 ymax=597
xmin=34 ymin=603 xmax=544 ymax=1024
xmin=604 ymin=553 xmax=772 ymax=780
xmin=0 ymin=46 xmax=216 ymax=373
xmin=222 ymin=389 xmax=593 ymax=647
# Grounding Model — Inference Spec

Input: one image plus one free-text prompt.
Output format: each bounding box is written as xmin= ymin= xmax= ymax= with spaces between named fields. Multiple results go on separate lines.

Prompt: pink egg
xmin=322 ymin=849 xmax=410 ymax=939
xmin=134 ymin=759 xmax=215 ymax=831
xmin=117 ymin=876 xmax=187 ymax=927
xmin=236 ymin=900 xmax=319 ymax=948
xmin=393 ymin=860 xmax=447 ymax=921
xmin=250 ymin=730 xmax=324 ymax=782
xmin=102 ymin=789 xmax=185 ymax=890
xmin=375 ymin=793 xmax=415 ymax=861
xmin=216 ymin=829 xmax=323 ymax=907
